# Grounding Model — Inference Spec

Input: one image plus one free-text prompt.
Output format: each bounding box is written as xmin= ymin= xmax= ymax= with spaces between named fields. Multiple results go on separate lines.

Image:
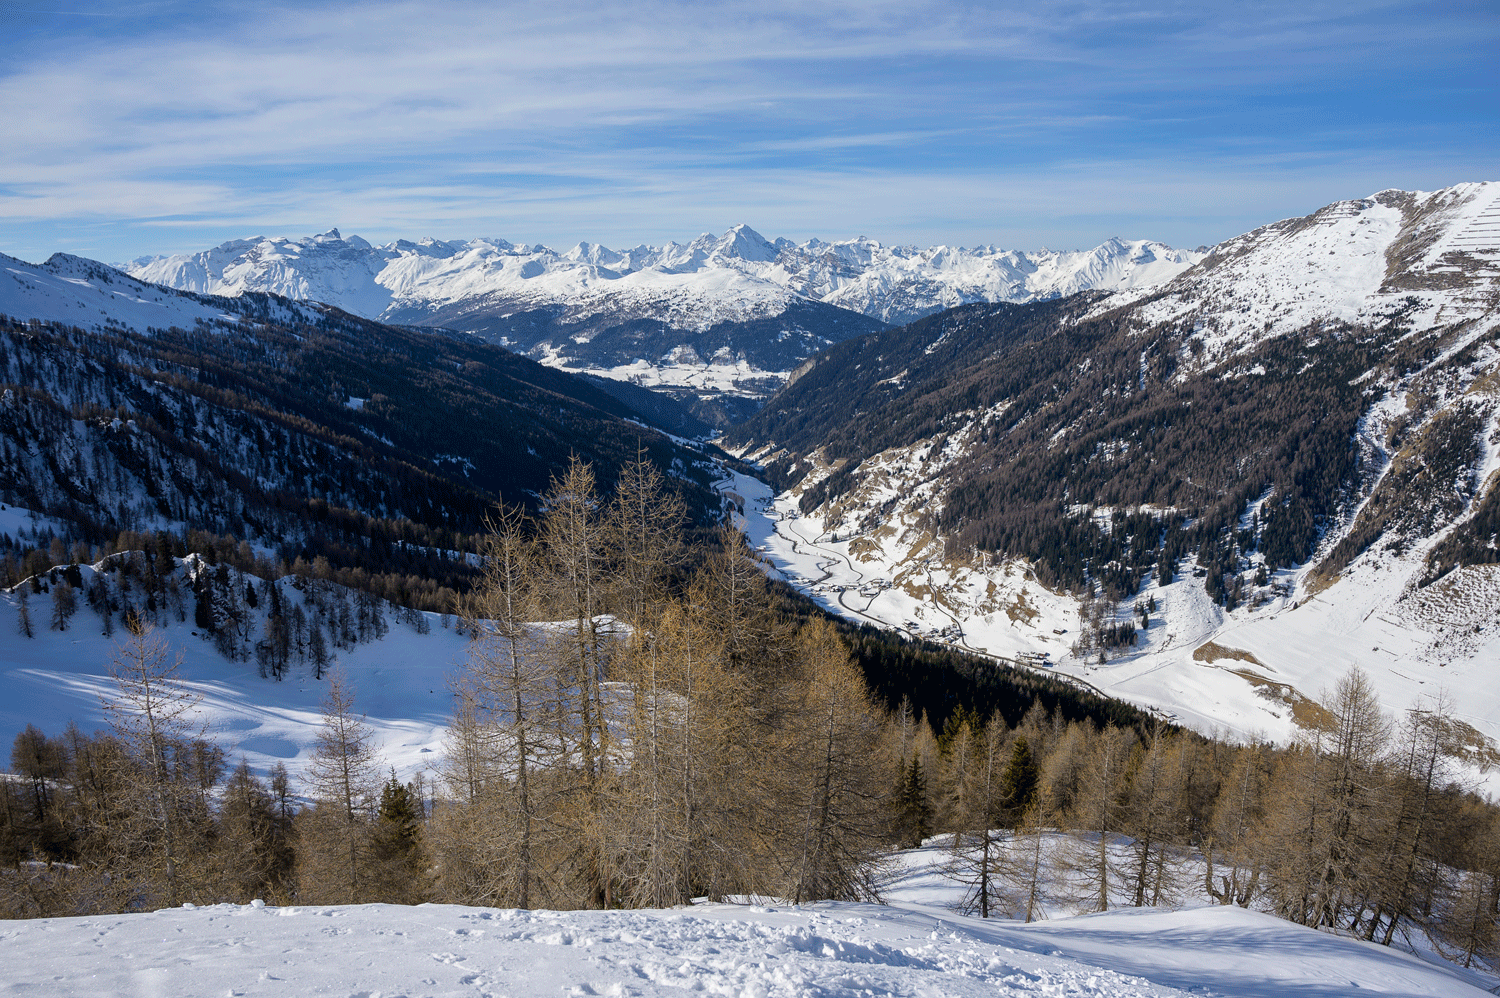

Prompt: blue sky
xmin=0 ymin=0 xmax=1494 ymax=262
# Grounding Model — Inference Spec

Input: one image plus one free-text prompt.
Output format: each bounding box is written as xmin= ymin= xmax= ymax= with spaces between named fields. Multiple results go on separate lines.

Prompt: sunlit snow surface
xmin=0 ymin=252 xmax=316 ymax=333
xmin=0 ymin=568 xmax=460 ymax=787
xmin=0 ymin=840 xmax=1488 ymax=997
xmin=1104 ymin=182 xmax=1500 ymax=355
xmin=118 ymin=226 xmax=1206 ymax=400
xmin=126 ymin=226 xmax=1204 ymax=333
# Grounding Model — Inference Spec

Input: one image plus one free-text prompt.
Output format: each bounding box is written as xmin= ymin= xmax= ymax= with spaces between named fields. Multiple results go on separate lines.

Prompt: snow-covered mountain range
xmin=726 ymin=181 xmax=1500 ymax=771
xmin=123 ymin=226 xmax=1204 ymax=418
xmin=125 ymin=225 xmax=1202 ymax=329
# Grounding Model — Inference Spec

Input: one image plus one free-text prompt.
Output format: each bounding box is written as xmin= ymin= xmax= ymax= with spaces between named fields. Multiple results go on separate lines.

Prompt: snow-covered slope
xmin=0 ymin=251 xmax=315 ymax=333
xmin=0 ymin=559 xmax=460 ymax=787
xmin=0 ymin=847 xmax=1486 ymax=996
xmin=124 ymin=226 xmax=1203 ymax=405
xmin=1118 ymin=182 xmax=1500 ymax=356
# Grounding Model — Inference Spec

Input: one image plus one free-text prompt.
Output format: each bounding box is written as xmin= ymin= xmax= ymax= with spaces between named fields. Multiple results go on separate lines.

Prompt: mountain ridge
xmin=123 ymin=224 xmax=1201 ymax=328
xmin=122 ymin=226 xmax=1205 ymax=418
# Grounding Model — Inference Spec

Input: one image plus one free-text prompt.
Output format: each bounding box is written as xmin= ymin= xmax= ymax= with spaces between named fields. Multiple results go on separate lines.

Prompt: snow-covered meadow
xmin=1 ymin=836 xmax=1489 ymax=997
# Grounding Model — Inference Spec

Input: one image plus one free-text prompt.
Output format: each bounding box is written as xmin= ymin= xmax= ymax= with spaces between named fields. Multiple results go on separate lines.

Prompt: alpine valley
xmin=2 ymin=181 xmax=1499 ymax=784
xmin=7 ymin=182 xmax=1500 ymax=994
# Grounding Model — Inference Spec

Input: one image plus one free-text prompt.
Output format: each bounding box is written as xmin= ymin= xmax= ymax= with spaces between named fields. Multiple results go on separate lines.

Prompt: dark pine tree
xmin=895 ymin=755 xmax=933 ymax=849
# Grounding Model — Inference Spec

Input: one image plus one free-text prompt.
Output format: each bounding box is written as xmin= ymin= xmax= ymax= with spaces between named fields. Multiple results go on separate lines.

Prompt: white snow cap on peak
xmin=719 ymin=223 xmax=778 ymax=262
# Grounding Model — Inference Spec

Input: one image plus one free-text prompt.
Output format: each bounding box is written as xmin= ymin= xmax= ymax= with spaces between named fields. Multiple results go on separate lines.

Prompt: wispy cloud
xmin=0 ymin=0 xmax=1494 ymax=261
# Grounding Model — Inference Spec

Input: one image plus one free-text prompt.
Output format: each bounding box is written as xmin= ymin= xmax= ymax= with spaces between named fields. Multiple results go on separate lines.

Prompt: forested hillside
xmin=728 ymin=188 xmax=1500 ymax=609
xmin=732 ymin=294 xmax=1499 ymax=605
xmin=0 ymin=307 xmax=724 ymax=606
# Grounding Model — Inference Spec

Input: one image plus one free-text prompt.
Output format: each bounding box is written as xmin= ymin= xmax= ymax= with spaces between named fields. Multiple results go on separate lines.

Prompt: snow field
xmin=1 ymin=253 xmax=243 ymax=334
xmin=0 ymin=252 xmax=319 ymax=336
xmin=1119 ymin=182 xmax=1500 ymax=362
xmin=0 ymin=846 xmax=1488 ymax=997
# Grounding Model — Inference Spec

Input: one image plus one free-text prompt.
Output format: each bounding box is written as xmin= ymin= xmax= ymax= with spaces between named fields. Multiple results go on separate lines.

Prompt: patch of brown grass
xmin=1445 ymin=717 xmax=1500 ymax=773
xmin=1226 ymin=668 xmax=1336 ymax=730
xmin=1193 ymin=641 xmax=1264 ymax=665
xmin=1006 ymin=588 xmax=1040 ymax=624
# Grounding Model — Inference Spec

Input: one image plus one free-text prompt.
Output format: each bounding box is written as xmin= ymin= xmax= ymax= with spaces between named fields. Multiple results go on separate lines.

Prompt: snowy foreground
xmin=1 ymin=861 xmax=1488 ymax=997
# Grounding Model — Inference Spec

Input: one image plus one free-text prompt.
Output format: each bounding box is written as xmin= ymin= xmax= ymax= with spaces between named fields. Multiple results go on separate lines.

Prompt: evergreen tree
xmin=895 ymin=755 xmax=932 ymax=849
xmin=997 ymin=734 xmax=1040 ymax=829
xmin=193 ymin=570 xmax=215 ymax=632
xmin=308 ymin=623 xmax=331 ymax=679
xmin=369 ymin=771 xmax=426 ymax=904
xmin=49 ymin=580 xmax=76 ymax=631
xmin=15 ymin=588 xmax=33 ymax=638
